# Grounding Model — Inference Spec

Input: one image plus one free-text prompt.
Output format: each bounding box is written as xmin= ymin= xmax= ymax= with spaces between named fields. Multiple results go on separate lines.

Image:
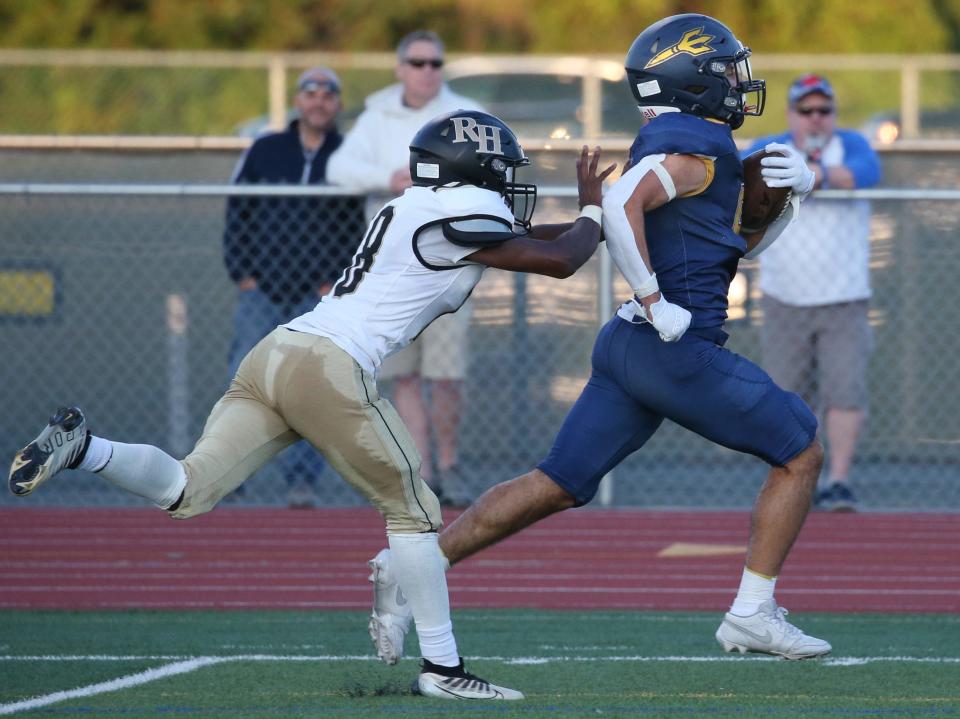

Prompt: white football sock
xmin=77 ymin=435 xmax=112 ymax=473
xmin=387 ymin=532 xmax=459 ymax=667
xmin=95 ymin=440 xmax=187 ymax=509
xmin=415 ymin=621 xmax=459 ymax=667
xmin=730 ymin=567 xmax=777 ymax=616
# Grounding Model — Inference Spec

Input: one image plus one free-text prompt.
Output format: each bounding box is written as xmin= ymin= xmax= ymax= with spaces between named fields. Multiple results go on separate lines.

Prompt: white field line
xmin=2 ymin=652 xmax=959 ymax=664
xmin=2 ymin=653 xmax=958 ymax=715
xmin=0 ymin=657 xmax=227 ymax=715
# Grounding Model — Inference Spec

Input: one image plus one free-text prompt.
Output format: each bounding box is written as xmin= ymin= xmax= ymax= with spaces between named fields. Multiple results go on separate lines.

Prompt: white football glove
xmin=760 ymin=142 xmax=816 ymax=196
xmin=634 ymin=295 xmax=692 ymax=343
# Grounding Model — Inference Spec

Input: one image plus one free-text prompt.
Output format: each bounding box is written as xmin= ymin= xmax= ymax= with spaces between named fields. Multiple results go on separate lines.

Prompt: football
xmin=741 ymin=149 xmax=792 ymax=236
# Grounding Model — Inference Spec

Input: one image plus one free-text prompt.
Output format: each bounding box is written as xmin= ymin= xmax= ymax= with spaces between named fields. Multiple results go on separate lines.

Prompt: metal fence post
xmin=597 ymin=243 xmax=615 ymax=506
xmin=900 ymin=59 xmax=920 ymax=139
xmin=268 ymin=54 xmax=287 ymax=131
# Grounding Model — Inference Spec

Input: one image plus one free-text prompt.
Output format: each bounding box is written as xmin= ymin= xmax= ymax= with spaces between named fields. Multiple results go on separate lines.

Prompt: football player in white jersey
xmin=9 ymin=109 xmax=615 ymax=701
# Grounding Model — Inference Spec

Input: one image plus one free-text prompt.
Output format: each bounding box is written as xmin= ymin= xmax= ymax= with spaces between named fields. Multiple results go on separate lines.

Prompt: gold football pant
xmin=172 ymin=328 xmax=442 ymax=533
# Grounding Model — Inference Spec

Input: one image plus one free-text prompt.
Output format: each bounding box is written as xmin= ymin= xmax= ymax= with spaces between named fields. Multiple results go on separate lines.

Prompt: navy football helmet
xmin=624 ymin=14 xmax=765 ymax=129
xmin=409 ymin=109 xmax=537 ymax=228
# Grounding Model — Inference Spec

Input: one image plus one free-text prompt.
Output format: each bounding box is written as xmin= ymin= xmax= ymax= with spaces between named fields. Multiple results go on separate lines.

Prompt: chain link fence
xmin=1 ymin=184 xmax=958 ymax=511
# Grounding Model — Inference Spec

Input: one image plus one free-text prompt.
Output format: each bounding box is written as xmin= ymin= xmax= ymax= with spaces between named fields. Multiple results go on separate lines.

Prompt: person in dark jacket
xmin=222 ymin=67 xmax=364 ymax=507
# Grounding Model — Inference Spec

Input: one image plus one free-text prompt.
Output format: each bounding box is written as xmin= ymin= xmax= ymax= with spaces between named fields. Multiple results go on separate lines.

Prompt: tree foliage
xmin=1 ymin=0 xmax=959 ymax=53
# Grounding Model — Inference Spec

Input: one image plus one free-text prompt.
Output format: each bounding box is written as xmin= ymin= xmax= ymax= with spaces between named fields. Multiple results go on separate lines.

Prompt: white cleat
xmin=413 ymin=659 xmax=524 ymax=700
xmin=716 ymin=599 xmax=832 ymax=660
xmin=9 ymin=406 xmax=88 ymax=497
xmin=367 ymin=548 xmax=412 ymax=665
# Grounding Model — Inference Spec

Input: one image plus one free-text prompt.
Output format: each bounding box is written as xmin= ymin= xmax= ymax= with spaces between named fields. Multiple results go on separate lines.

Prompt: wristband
xmin=634 ymin=272 xmax=659 ymax=298
xmin=579 ymin=204 xmax=603 ymax=226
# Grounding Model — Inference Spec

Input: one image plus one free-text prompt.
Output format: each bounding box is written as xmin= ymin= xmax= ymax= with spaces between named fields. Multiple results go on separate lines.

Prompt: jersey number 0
xmin=333 ymin=206 xmax=395 ymax=297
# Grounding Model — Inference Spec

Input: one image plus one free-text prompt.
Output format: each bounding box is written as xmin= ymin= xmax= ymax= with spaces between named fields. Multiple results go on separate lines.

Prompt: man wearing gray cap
xmin=222 ymin=67 xmax=364 ymax=507
xmin=743 ymin=74 xmax=882 ymax=512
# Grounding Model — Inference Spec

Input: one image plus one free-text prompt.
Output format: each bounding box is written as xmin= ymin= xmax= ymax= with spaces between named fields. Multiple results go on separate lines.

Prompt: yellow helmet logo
xmin=644 ymin=27 xmax=715 ymax=69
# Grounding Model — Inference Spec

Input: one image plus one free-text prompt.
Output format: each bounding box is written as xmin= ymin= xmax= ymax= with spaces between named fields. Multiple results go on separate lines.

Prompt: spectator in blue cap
xmin=743 ymin=74 xmax=882 ymax=512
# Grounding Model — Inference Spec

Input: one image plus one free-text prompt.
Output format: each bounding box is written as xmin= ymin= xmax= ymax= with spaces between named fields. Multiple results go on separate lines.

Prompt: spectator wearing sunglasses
xmin=743 ymin=74 xmax=882 ymax=513
xmin=327 ymin=30 xmax=485 ymax=508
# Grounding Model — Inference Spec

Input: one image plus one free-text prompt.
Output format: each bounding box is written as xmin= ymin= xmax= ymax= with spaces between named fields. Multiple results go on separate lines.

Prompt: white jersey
xmin=285 ymin=185 xmax=515 ymax=375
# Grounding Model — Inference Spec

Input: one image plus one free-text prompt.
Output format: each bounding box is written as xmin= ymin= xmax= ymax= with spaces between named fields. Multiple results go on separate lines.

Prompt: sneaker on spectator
xmin=813 ymin=482 xmax=859 ymax=512
xmin=286 ymin=483 xmax=318 ymax=509
xmin=437 ymin=464 xmax=474 ymax=508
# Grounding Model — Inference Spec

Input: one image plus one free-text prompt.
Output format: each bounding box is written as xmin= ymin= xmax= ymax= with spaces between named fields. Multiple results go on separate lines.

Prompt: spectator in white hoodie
xmin=327 ymin=30 xmax=484 ymax=508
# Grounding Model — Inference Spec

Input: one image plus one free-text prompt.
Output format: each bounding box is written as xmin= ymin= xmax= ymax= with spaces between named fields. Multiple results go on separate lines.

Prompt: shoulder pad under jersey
xmin=441 ymin=215 xmax=516 ymax=247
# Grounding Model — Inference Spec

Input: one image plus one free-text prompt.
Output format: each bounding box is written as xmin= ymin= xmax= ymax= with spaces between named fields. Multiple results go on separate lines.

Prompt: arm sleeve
xmin=325 ymin=112 xmax=395 ymax=192
xmin=839 ymin=130 xmax=882 ymax=188
xmin=601 ymin=155 xmax=675 ymax=297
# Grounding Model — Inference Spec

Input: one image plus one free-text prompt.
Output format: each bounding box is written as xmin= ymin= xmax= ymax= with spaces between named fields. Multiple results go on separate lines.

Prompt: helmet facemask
xmin=495 ymin=159 xmax=537 ymax=231
xmin=701 ymin=45 xmax=765 ymax=129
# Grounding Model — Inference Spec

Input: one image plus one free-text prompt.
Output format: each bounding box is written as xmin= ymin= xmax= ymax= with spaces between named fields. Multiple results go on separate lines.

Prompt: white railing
xmin=1 ymin=50 xmax=959 ymax=139
xmin=2 ymin=184 xmax=959 ymax=200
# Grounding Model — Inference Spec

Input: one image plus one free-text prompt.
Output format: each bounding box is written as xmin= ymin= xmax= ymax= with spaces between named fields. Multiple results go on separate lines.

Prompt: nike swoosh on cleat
xmin=724 ymin=619 xmax=772 ymax=644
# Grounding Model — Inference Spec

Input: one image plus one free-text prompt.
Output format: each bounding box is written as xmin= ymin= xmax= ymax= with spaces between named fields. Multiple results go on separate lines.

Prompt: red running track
xmin=1 ymin=507 xmax=957 ymax=613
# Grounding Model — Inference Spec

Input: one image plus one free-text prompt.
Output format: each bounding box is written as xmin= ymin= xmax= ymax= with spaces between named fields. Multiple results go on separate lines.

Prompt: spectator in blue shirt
xmin=743 ymin=74 xmax=882 ymax=512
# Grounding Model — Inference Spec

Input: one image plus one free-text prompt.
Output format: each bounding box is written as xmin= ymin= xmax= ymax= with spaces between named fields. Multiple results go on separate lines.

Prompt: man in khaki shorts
xmin=328 ymin=30 xmax=485 ymax=506
xmin=742 ymin=74 xmax=882 ymax=511
xmin=378 ymin=307 xmax=472 ymax=506
xmin=8 ymin=111 xmax=614 ymax=700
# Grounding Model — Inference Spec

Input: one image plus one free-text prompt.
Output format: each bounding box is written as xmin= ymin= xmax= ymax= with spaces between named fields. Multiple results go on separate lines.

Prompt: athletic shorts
xmin=760 ymin=296 xmax=872 ymax=411
xmin=379 ymin=301 xmax=472 ymax=381
xmin=538 ymin=317 xmax=818 ymax=506
xmin=173 ymin=328 xmax=441 ymax=531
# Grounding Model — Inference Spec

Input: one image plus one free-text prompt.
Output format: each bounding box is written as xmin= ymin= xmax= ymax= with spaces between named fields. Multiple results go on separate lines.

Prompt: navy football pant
xmin=538 ymin=317 xmax=818 ymax=505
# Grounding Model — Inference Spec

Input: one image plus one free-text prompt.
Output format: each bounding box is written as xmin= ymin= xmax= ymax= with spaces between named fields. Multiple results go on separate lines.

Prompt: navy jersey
xmin=627 ymin=113 xmax=744 ymax=330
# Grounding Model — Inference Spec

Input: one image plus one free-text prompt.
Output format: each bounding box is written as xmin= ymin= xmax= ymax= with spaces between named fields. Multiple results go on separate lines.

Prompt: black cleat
xmin=412 ymin=658 xmax=524 ymax=700
xmin=9 ymin=406 xmax=88 ymax=497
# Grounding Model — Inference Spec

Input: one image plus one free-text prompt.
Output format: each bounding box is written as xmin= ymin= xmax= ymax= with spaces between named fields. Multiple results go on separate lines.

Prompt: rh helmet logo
xmin=449 ymin=116 xmax=504 ymax=155
xmin=644 ymin=27 xmax=715 ymax=69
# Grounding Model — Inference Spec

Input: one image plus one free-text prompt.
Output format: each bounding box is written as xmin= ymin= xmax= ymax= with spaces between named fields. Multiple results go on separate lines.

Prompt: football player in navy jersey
xmin=370 ymin=14 xmax=833 ymax=662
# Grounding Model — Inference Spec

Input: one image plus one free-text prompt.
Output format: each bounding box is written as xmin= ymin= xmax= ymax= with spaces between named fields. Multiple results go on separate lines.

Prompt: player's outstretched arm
xmin=467 ymin=146 xmax=616 ymax=278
